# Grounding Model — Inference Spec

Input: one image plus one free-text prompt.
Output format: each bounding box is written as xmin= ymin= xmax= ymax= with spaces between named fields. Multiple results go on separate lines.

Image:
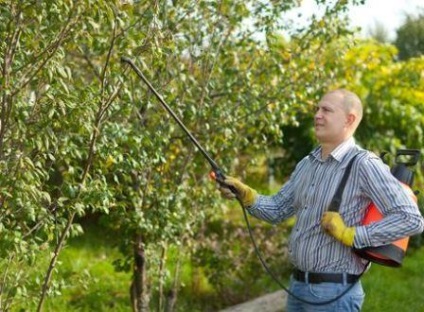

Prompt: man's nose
xmin=315 ymin=109 xmax=322 ymax=119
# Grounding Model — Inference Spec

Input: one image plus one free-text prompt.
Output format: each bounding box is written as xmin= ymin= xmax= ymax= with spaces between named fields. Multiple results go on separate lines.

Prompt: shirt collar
xmin=310 ymin=137 xmax=356 ymax=162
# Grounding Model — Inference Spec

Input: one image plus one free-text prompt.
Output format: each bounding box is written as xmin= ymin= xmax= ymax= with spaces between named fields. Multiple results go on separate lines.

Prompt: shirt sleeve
xmin=246 ymin=181 xmax=296 ymax=224
xmin=246 ymin=158 xmax=309 ymax=224
xmin=353 ymin=154 xmax=424 ymax=248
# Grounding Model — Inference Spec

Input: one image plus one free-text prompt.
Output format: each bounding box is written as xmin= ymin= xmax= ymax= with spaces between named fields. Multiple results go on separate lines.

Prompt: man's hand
xmin=218 ymin=176 xmax=257 ymax=207
xmin=321 ymin=212 xmax=355 ymax=247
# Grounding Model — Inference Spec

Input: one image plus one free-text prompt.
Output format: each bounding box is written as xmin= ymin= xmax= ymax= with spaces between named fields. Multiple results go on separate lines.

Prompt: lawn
xmin=361 ymin=246 xmax=424 ymax=312
xmin=46 ymin=235 xmax=132 ymax=312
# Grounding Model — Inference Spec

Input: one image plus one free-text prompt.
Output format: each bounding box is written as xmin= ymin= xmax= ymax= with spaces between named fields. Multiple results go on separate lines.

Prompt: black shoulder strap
xmin=327 ymin=152 xmax=362 ymax=212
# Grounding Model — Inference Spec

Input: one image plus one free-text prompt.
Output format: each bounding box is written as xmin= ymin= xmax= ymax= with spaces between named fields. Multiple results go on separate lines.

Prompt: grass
xmin=11 ymin=223 xmax=133 ymax=312
xmin=361 ymin=247 xmax=424 ymax=312
xmin=48 ymin=236 xmax=132 ymax=312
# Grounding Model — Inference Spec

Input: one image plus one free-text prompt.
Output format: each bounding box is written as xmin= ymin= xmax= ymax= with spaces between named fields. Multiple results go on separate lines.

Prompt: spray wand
xmin=121 ymin=57 xmax=231 ymax=186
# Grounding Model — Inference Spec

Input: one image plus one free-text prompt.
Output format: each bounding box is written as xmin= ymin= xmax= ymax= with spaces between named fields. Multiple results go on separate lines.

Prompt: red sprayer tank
xmin=354 ymin=149 xmax=420 ymax=267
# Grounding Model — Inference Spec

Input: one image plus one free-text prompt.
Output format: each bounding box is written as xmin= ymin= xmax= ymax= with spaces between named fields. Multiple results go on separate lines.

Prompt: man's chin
xmin=314 ymin=129 xmax=324 ymax=139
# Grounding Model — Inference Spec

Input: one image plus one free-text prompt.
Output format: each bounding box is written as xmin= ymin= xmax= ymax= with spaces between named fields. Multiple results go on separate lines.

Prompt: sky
xmin=348 ymin=0 xmax=424 ymax=39
xmin=287 ymin=0 xmax=424 ymax=40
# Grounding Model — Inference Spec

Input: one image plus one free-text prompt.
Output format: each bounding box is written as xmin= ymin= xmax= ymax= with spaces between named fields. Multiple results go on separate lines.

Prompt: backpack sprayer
xmin=354 ymin=149 xmax=420 ymax=267
xmin=121 ymin=57 xmax=420 ymax=305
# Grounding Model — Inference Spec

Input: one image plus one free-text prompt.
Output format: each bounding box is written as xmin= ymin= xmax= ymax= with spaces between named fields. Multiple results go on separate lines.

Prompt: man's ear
xmin=346 ymin=113 xmax=356 ymax=127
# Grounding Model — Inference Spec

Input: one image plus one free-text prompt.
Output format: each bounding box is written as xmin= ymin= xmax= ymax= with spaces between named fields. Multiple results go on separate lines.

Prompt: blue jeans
xmin=286 ymin=277 xmax=365 ymax=312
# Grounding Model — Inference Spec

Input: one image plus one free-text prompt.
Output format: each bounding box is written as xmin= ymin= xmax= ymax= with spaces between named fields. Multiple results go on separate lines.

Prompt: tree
xmin=394 ymin=13 xmax=424 ymax=60
xmin=367 ymin=21 xmax=390 ymax=43
xmin=0 ymin=0 xmax=366 ymax=311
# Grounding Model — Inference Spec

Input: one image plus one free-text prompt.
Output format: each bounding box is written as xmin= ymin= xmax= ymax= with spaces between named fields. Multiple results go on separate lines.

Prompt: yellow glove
xmin=218 ymin=176 xmax=257 ymax=207
xmin=321 ymin=212 xmax=355 ymax=247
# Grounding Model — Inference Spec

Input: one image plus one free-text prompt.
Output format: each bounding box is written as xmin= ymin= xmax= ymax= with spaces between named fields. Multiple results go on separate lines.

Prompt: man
xmin=219 ymin=89 xmax=424 ymax=311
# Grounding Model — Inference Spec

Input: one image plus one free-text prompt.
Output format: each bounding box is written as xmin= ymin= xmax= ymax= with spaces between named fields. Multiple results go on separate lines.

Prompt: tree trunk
xmin=131 ymin=233 xmax=150 ymax=312
xmin=165 ymin=250 xmax=181 ymax=312
xmin=164 ymin=289 xmax=177 ymax=312
xmin=158 ymin=245 xmax=167 ymax=311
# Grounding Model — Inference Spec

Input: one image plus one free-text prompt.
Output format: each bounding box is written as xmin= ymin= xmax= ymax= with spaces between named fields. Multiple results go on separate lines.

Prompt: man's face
xmin=314 ymin=92 xmax=350 ymax=144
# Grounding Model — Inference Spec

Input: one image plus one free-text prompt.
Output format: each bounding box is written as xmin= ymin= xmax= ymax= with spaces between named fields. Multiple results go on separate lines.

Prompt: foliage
xmin=192 ymin=216 xmax=291 ymax=309
xmin=10 ymin=222 xmax=132 ymax=312
xmin=335 ymin=40 xmax=424 ymax=187
xmin=394 ymin=13 xmax=424 ymax=61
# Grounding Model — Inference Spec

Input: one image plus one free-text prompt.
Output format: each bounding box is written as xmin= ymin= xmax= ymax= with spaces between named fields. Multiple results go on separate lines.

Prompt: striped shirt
xmin=248 ymin=138 xmax=424 ymax=274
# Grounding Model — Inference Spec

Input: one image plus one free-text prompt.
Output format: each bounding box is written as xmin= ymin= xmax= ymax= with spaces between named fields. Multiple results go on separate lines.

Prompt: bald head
xmin=326 ymin=89 xmax=363 ymax=129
